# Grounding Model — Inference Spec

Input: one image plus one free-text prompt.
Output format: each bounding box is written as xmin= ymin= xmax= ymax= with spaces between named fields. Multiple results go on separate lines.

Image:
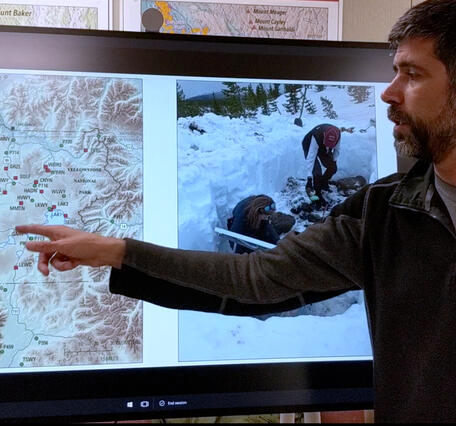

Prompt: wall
xmin=342 ymin=0 xmax=412 ymax=42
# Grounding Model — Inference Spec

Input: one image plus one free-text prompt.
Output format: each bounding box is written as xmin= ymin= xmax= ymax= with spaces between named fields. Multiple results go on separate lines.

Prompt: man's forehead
xmin=393 ymin=37 xmax=440 ymax=66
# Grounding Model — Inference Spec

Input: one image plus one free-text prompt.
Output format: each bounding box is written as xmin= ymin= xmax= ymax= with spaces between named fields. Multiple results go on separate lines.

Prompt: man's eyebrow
xmin=393 ymin=60 xmax=427 ymax=72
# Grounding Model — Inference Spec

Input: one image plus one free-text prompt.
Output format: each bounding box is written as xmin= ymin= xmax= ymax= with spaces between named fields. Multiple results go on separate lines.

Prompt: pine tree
xmin=212 ymin=92 xmax=223 ymax=115
xmin=256 ymin=84 xmax=270 ymax=115
xmin=274 ymin=83 xmax=281 ymax=98
xmin=176 ymin=83 xmax=187 ymax=118
xmin=347 ymin=85 xmax=371 ymax=103
xmin=176 ymin=83 xmax=202 ymax=118
xmin=320 ymin=96 xmax=338 ymax=119
xmin=243 ymin=84 xmax=258 ymax=118
xmin=265 ymin=83 xmax=280 ymax=114
xmin=261 ymin=101 xmax=271 ymax=116
xmin=267 ymin=83 xmax=281 ymax=100
xmin=304 ymin=98 xmax=317 ymax=114
xmin=283 ymin=84 xmax=302 ymax=114
xmin=222 ymin=82 xmax=244 ymax=118
xmin=177 ymin=83 xmax=185 ymax=101
xmin=269 ymin=98 xmax=279 ymax=113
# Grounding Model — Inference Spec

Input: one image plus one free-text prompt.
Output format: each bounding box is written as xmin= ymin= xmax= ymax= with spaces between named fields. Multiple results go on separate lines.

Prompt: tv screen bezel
xmin=0 ymin=26 xmax=394 ymax=422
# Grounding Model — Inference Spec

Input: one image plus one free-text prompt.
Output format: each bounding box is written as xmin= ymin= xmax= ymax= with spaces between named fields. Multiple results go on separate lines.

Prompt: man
xmin=301 ymin=123 xmax=341 ymax=207
xmin=15 ymin=0 xmax=456 ymax=422
xmin=228 ymin=195 xmax=279 ymax=254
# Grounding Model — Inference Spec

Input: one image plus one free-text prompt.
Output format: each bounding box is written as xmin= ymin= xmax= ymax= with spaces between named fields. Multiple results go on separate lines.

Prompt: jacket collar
xmin=389 ymin=160 xmax=434 ymax=212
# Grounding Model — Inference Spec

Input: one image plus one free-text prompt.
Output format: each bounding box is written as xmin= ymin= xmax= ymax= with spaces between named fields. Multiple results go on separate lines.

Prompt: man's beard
xmin=387 ymin=99 xmax=456 ymax=163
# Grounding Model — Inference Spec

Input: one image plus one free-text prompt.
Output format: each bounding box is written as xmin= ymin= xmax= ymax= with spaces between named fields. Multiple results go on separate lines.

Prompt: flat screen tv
xmin=0 ymin=26 xmax=396 ymax=422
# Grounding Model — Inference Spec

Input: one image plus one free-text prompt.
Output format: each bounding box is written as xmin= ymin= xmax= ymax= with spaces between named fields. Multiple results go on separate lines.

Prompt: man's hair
xmin=388 ymin=0 xmax=456 ymax=90
xmin=246 ymin=195 xmax=275 ymax=230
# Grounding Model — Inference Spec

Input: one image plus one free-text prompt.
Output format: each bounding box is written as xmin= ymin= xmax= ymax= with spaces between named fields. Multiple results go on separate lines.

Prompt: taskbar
xmin=0 ymin=388 xmax=373 ymax=421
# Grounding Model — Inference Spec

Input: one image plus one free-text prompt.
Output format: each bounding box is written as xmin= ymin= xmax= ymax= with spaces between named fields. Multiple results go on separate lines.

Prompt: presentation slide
xmin=0 ymin=0 xmax=111 ymax=29
xmin=0 ymin=68 xmax=395 ymax=374
xmin=123 ymin=0 xmax=341 ymax=40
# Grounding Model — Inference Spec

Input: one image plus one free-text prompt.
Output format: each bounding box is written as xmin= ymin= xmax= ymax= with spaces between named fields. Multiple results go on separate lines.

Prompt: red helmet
xmin=323 ymin=126 xmax=341 ymax=149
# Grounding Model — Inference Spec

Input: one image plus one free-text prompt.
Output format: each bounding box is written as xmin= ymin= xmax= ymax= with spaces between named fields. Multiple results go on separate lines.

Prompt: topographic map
xmin=0 ymin=73 xmax=143 ymax=369
xmin=142 ymin=0 xmax=329 ymax=39
xmin=0 ymin=4 xmax=98 ymax=28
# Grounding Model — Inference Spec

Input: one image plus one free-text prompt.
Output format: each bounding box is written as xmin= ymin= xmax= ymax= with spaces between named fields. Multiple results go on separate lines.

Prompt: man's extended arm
xmin=109 ymin=214 xmax=364 ymax=314
xmin=16 ymin=205 xmax=365 ymax=314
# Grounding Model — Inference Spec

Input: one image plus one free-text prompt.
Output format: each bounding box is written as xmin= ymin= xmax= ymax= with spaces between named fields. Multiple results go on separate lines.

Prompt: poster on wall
xmin=0 ymin=0 xmax=111 ymax=29
xmin=122 ymin=0 xmax=342 ymax=40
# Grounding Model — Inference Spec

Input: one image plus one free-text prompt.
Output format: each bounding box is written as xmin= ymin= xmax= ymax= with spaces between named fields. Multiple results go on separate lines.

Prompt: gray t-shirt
xmin=434 ymin=171 xmax=456 ymax=231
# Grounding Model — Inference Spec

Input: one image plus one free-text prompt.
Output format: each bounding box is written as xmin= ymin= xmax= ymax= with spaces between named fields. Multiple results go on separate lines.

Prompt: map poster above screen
xmin=122 ymin=0 xmax=342 ymax=40
xmin=0 ymin=0 xmax=111 ymax=30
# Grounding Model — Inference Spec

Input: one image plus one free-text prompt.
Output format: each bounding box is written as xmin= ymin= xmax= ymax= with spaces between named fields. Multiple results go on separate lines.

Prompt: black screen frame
xmin=0 ymin=26 xmax=394 ymax=423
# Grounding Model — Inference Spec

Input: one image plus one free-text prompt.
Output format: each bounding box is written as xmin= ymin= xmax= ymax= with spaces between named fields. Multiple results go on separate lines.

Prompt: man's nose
xmin=381 ymin=76 xmax=403 ymax=105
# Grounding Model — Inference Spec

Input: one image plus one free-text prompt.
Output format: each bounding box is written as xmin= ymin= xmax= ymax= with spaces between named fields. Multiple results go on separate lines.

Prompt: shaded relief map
xmin=0 ymin=4 xmax=98 ymax=28
xmin=142 ymin=1 xmax=329 ymax=39
xmin=0 ymin=73 xmax=143 ymax=368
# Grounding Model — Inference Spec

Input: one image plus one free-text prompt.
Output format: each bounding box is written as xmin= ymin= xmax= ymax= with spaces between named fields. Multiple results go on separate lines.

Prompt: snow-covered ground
xmin=176 ymin=82 xmax=375 ymax=362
